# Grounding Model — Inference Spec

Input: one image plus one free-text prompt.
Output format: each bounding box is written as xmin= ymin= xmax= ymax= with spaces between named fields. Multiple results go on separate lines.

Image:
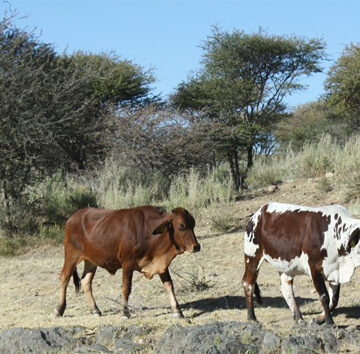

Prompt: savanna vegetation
xmin=1 ymin=13 xmax=360 ymax=257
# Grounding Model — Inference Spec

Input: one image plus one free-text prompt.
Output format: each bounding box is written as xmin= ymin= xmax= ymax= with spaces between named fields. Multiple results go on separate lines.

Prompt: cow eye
xmin=178 ymin=224 xmax=185 ymax=231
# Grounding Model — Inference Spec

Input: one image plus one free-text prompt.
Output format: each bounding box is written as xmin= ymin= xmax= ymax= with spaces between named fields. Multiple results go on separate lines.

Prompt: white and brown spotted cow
xmin=242 ymin=202 xmax=360 ymax=325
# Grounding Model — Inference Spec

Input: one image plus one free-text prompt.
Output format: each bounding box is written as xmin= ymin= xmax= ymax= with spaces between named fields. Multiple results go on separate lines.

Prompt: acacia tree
xmin=325 ymin=43 xmax=360 ymax=131
xmin=172 ymin=27 xmax=326 ymax=190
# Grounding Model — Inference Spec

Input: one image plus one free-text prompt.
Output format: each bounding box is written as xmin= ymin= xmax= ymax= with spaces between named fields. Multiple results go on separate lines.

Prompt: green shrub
xmin=316 ymin=177 xmax=333 ymax=193
xmin=0 ymin=236 xmax=28 ymax=257
xmin=39 ymin=225 xmax=64 ymax=244
xmin=167 ymin=167 xmax=235 ymax=211
xmin=295 ymin=135 xmax=337 ymax=178
xmin=335 ymin=135 xmax=360 ymax=197
xmin=29 ymin=173 xmax=98 ymax=227
xmin=207 ymin=208 xmax=234 ymax=233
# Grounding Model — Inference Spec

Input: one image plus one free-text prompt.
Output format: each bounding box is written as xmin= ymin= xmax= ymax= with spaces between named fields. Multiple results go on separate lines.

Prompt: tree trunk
xmin=247 ymin=145 xmax=253 ymax=169
xmin=228 ymin=151 xmax=241 ymax=192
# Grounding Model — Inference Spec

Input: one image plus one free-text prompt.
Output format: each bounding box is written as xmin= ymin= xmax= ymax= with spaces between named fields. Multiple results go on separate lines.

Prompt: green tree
xmin=172 ymin=27 xmax=326 ymax=190
xmin=275 ymin=101 xmax=331 ymax=151
xmin=0 ymin=18 xmax=156 ymax=234
xmin=325 ymin=43 xmax=360 ymax=130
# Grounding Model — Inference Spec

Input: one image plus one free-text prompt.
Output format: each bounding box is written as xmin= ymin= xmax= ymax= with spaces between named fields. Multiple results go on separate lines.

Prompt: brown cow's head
xmin=153 ymin=208 xmax=201 ymax=253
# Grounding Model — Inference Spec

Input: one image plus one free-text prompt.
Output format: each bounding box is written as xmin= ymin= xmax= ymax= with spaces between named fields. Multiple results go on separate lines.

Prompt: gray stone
xmin=261 ymin=331 xmax=281 ymax=353
xmin=74 ymin=343 xmax=110 ymax=353
xmin=0 ymin=327 xmax=79 ymax=353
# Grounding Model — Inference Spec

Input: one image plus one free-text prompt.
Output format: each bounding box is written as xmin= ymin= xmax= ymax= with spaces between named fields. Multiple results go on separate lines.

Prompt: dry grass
xmin=1 ymin=178 xmax=360 ymax=345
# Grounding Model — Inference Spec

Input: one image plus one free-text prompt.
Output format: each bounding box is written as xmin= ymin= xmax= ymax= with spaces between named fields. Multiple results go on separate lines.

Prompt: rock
xmin=266 ymin=185 xmax=278 ymax=194
xmin=0 ymin=326 xmax=81 ymax=353
xmin=74 ymin=344 xmax=110 ymax=353
xmin=281 ymin=335 xmax=305 ymax=354
xmin=114 ymin=338 xmax=144 ymax=353
xmin=261 ymin=331 xmax=281 ymax=353
xmin=156 ymin=321 xmax=265 ymax=353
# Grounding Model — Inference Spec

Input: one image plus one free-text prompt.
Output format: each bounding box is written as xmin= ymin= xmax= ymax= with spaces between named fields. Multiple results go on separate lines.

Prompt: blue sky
xmin=3 ymin=0 xmax=360 ymax=109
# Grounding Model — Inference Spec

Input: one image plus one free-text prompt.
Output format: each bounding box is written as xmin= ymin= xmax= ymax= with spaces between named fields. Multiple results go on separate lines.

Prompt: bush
xmin=28 ymin=173 xmax=98 ymax=227
xmin=316 ymin=177 xmax=333 ymax=193
xmin=0 ymin=236 xmax=28 ymax=257
xmin=335 ymin=135 xmax=360 ymax=197
xmin=247 ymin=135 xmax=338 ymax=189
xmin=167 ymin=167 xmax=235 ymax=211
xmin=295 ymin=135 xmax=337 ymax=178
xmin=206 ymin=207 xmax=235 ymax=233
xmin=39 ymin=225 xmax=64 ymax=244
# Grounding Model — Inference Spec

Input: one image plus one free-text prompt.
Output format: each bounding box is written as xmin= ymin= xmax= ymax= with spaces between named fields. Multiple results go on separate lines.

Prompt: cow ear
xmin=152 ymin=219 xmax=172 ymax=235
xmin=347 ymin=228 xmax=360 ymax=252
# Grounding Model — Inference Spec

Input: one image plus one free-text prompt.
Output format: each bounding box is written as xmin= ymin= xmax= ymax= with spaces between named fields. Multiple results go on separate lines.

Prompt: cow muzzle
xmin=191 ymin=243 xmax=201 ymax=253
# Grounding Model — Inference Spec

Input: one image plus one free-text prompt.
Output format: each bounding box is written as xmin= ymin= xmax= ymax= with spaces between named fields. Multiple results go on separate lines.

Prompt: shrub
xmin=167 ymin=167 xmax=235 ymax=212
xmin=335 ymin=135 xmax=360 ymax=197
xmin=316 ymin=177 xmax=333 ymax=193
xmin=0 ymin=236 xmax=28 ymax=257
xmin=39 ymin=225 xmax=64 ymax=244
xmin=207 ymin=207 xmax=235 ymax=233
xmin=295 ymin=136 xmax=337 ymax=178
xmin=170 ymin=263 xmax=211 ymax=293
xmin=29 ymin=173 xmax=98 ymax=227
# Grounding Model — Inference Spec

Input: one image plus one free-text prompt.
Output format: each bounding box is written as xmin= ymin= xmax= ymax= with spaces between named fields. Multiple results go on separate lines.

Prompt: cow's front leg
xmin=328 ymin=282 xmax=340 ymax=312
xmin=121 ymin=268 xmax=133 ymax=319
xmin=159 ymin=269 xmax=183 ymax=318
xmin=311 ymin=271 xmax=334 ymax=325
xmin=280 ymin=273 xmax=303 ymax=322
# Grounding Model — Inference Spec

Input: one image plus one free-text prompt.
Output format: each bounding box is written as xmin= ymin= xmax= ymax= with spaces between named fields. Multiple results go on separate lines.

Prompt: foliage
xmin=247 ymin=135 xmax=337 ymax=188
xmin=207 ymin=207 xmax=235 ymax=233
xmin=166 ymin=167 xmax=235 ymax=211
xmin=170 ymin=262 xmax=212 ymax=293
xmin=0 ymin=236 xmax=29 ymax=257
xmin=316 ymin=177 xmax=333 ymax=193
xmin=33 ymin=174 xmax=98 ymax=226
xmin=325 ymin=43 xmax=360 ymax=130
xmin=172 ymin=26 xmax=326 ymax=189
xmin=0 ymin=18 xmax=155 ymax=236
xmin=334 ymin=135 xmax=360 ymax=197
xmin=275 ymin=101 xmax=335 ymax=150
xmin=111 ymin=105 xmax=215 ymax=180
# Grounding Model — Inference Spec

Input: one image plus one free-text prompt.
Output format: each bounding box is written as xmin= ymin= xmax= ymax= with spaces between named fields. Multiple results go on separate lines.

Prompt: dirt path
xmin=1 ymin=178 xmax=360 ymax=341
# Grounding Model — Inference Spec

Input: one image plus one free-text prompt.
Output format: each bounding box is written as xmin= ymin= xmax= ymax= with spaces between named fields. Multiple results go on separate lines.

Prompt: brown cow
xmin=55 ymin=205 xmax=200 ymax=319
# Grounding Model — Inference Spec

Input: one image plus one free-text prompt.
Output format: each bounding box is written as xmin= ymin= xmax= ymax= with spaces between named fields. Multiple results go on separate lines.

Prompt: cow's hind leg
xmin=280 ymin=273 xmax=303 ymax=322
xmin=242 ymin=254 xmax=261 ymax=321
xmin=311 ymin=270 xmax=334 ymax=325
xmin=55 ymin=252 xmax=78 ymax=317
xmin=254 ymin=282 xmax=263 ymax=305
xmin=160 ymin=268 xmax=183 ymax=318
xmin=328 ymin=282 xmax=340 ymax=312
xmin=121 ymin=267 xmax=134 ymax=319
xmin=81 ymin=260 xmax=101 ymax=316
xmin=73 ymin=267 xmax=81 ymax=295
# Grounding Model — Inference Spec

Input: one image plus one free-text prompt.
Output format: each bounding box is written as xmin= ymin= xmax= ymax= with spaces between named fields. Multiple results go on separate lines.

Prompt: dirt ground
xmin=1 ymin=178 xmax=360 ymax=343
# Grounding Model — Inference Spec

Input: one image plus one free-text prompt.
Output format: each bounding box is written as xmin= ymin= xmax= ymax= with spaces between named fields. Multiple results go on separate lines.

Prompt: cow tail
xmin=72 ymin=267 xmax=81 ymax=294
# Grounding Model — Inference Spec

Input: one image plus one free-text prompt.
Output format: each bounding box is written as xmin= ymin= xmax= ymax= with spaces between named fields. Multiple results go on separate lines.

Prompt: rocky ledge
xmin=1 ymin=321 xmax=360 ymax=353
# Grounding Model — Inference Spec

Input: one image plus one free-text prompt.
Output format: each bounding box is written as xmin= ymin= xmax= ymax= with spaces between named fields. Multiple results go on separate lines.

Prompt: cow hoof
xmin=172 ymin=311 xmax=184 ymax=319
xmin=122 ymin=315 xmax=130 ymax=320
xmin=91 ymin=310 xmax=102 ymax=317
xmin=54 ymin=305 xmax=64 ymax=318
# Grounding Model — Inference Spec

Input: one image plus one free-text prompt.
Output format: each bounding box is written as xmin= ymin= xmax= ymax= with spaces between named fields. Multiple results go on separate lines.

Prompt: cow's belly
xmin=323 ymin=255 xmax=355 ymax=284
xmin=262 ymin=252 xmax=311 ymax=276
